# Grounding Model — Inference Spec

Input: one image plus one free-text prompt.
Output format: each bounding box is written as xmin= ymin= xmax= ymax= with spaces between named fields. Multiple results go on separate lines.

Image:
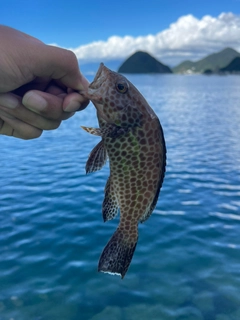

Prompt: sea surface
xmin=1 ymin=74 xmax=240 ymax=320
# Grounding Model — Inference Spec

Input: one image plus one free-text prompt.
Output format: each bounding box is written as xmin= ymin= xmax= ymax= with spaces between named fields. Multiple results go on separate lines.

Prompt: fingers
xmin=0 ymin=115 xmax=42 ymax=139
xmin=22 ymin=90 xmax=70 ymax=120
xmin=0 ymin=85 xmax=89 ymax=140
xmin=0 ymin=26 xmax=90 ymax=140
xmin=23 ymin=89 xmax=89 ymax=115
xmin=1 ymin=103 xmax=61 ymax=130
xmin=0 ymin=92 xmax=61 ymax=132
xmin=0 ymin=117 xmax=14 ymax=136
xmin=0 ymin=93 xmax=19 ymax=109
xmin=63 ymin=91 xmax=89 ymax=112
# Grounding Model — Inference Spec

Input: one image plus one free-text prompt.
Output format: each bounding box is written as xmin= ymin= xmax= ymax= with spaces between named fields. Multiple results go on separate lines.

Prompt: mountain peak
xmin=220 ymin=47 xmax=239 ymax=54
xmin=118 ymin=51 xmax=172 ymax=74
xmin=173 ymin=47 xmax=240 ymax=73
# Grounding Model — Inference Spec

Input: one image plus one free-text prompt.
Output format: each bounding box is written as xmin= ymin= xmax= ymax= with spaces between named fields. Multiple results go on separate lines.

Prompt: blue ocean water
xmin=1 ymin=74 xmax=240 ymax=320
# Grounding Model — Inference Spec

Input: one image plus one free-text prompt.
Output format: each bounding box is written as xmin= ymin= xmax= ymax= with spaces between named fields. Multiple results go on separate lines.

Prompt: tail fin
xmin=98 ymin=228 xmax=138 ymax=278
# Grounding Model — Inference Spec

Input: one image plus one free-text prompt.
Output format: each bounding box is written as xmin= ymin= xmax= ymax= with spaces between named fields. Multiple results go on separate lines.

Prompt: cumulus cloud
xmin=68 ymin=12 xmax=240 ymax=66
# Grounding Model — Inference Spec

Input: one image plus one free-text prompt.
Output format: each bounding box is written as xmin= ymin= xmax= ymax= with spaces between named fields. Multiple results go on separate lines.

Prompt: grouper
xmin=81 ymin=63 xmax=166 ymax=278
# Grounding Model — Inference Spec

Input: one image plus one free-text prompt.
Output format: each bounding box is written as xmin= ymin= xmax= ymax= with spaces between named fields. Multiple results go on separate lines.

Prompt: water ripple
xmin=1 ymin=75 xmax=240 ymax=319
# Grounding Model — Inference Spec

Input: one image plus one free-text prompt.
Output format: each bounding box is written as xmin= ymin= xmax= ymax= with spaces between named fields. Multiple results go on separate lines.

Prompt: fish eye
xmin=116 ymin=81 xmax=128 ymax=94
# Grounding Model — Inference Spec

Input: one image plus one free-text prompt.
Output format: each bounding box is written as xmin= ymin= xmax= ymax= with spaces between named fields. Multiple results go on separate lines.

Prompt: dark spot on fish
xmin=143 ymin=198 xmax=148 ymax=205
xmin=144 ymin=191 xmax=151 ymax=198
xmin=129 ymin=118 xmax=134 ymax=124
xmin=136 ymin=203 xmax=142 ymax=210
xmin=140 ymin=138 xmax=147 ymax=145
xmin=121 ymin=114 xmax=127 ymax=122
xmin=141 ymin=146 xmax=148 ymax=153
xmin=130 ymin=194 xmax=137 ymax=201
xmin=138 ymin=131 xmax=145 ymax=138
xmin=146 ymin=129 xmax=153 ymax=137
xmin=114 ymin=142 xmax=121 ymax=149
xmin=140 ymin=161 xmax=147 ymax=168
xmin=132 ymin=161 xmax=139 ymax=167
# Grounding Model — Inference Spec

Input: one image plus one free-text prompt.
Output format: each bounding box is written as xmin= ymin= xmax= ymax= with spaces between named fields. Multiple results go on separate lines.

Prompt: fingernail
xmin=0 ymin=93 xmax=19 ymax=109
xmin=23 ymin=92 xmax=47 ymax=111
xmin=64 ymin=101 xmax=81 ymax=112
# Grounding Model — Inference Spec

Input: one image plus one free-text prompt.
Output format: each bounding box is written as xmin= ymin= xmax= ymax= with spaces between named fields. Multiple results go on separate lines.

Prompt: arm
xmin=0 ymin=25 xmax=89 ymax=139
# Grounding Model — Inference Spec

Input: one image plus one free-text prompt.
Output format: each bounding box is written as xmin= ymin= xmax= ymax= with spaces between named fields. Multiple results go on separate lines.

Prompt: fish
xmin=81 ymin=63 xmax=166 ymax=278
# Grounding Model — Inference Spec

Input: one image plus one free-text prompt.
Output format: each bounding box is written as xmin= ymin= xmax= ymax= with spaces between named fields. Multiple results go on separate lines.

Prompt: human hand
xmin=0 ymin=25 xmax=89 ymax=139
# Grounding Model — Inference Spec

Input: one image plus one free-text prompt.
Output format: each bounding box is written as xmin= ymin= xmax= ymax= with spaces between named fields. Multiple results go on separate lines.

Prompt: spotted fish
xmin=81 ymin=63 xmax=166 ymax=278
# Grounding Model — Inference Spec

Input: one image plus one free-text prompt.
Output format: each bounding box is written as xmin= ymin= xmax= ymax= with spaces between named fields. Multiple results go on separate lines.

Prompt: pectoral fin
xmin=102 ymin=177 xmax=119 ymax=222
xmin=85 ymin=140 xmax=107 ymax=173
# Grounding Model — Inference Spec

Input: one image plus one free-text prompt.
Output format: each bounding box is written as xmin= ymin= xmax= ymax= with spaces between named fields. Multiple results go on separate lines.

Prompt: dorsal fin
xmin=139 ymin=122 xmax=166 ymax=223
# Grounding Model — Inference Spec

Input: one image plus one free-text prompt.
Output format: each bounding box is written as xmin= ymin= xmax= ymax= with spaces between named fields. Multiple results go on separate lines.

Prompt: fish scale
xmin=82 ymin=63 xmax=166 ymax=278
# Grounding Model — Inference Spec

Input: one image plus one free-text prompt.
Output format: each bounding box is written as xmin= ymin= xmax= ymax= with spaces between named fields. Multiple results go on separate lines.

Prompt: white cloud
xmin=67 ymin=12 xmax=240 ymax=66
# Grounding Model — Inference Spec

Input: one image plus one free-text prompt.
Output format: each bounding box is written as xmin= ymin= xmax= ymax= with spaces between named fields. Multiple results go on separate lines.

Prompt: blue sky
xmin=1 ymin=0 xmax=240 ymax=66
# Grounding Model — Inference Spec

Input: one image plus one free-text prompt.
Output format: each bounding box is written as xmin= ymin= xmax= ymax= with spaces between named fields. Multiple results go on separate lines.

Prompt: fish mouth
xmin=91 ymin=63 xmax=105 ymax=87
xmin=86 ymin=63 xmax=110 ymax=106
xmin=86 ymin=63 xmax=113 ymax=123
xmin=88 ymin=63 xmax=108 ymax=91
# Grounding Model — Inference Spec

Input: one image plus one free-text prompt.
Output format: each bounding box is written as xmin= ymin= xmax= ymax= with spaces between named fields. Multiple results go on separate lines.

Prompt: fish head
xmin=86 ymin=63 xmax=156 ymax=127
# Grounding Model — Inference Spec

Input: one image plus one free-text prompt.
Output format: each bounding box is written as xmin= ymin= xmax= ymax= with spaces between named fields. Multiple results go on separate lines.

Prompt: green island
xmin=118 ymin=51 xmax=172 ymax=74
xmin=117 ymin=48 xmax=240 ymax=74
